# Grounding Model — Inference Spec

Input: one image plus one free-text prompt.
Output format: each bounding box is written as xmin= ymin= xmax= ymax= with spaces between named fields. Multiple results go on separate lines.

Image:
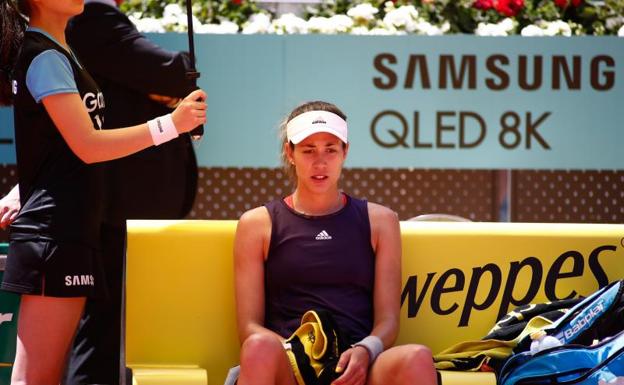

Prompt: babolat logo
xmin=312 ymin=117 xmax=326 ymax=124
xmin=563 ymin=300 xmax=604 ymax=340
xmin=401 ymin=244 xmax=618 ymax=327
xmin=65 ymin=274 xmax=95 ymax=286
xmin=0 ymin=313 xmax=13 ymax=326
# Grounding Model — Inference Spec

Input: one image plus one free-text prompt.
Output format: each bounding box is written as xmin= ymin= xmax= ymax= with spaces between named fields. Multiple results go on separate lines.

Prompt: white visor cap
xmin=286 ymin=110 xmax=348 ymax=144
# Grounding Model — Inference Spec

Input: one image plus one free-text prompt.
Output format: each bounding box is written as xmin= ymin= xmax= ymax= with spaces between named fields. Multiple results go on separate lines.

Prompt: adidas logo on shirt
xmin=315 ymin=230 xmax=332 ymax=240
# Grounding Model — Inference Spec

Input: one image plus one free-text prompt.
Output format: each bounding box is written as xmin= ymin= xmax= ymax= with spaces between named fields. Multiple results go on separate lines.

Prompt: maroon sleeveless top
xmin=264 ymin=195 xmax=375 ymax=342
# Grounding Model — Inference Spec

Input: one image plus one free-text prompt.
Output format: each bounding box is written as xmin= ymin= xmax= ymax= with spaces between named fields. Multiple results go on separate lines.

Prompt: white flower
xmin=543 ymin=20 xmax=571 ymax=36
xmin=242 ymin=13 xmax=272 ymax=34
xmin=272 ymin=13 xmax=308 ymax=34
xmin=605 ymin=16 xmax=624 ymax=31
xmin=619 ymin=25 xmax=624 ymax=37
xmin=520 ymin=20 xmax=571 ymax=37
xmin=498 ymin=18 xmax=514 ymax=32
xmin=329 ymin=15 xmax=354 ymax=33
xmin=383 ymin=5 xmax=420 ymax=32
xmin=307 ymin=16 xmax=335 ymax=34
xmin=163 ymin=4 xmax=184 ymax=19
xmin=196 ymin=20 xmax=239 ymax=34
xmin=383 ymin=1 xmax=396 ymax=14
xmin=346 ymin=3 xmax=378 ymax=25
xmin=521 ymin=24 xmax=544 ymax=37
xmin=220 ymin=21 xmax=241 ymax=34
xmin=161 ymin=4 xmax=185 ymax=27
xmin=476 ymin=22 xmax=506 ymax=36
xmin=129 ymin=16 xmax=165 ymax=33
xmin=159 ymin=3 xmax=205 ymax=32
xmin=368 ymin=26 xmax=400 ymax=35
xmin=476 ymin=18 xmax=514 ymax=36
xmin=350 ymin=26 xmax=371 ymax=35
xmin=440 ymin=21 xmax=451 ymax=34
xmin=414 ymin=20 xmax=449 ymax=36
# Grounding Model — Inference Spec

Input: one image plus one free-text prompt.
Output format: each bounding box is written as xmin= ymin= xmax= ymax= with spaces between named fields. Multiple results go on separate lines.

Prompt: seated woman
xmin=234 ymin=100 xmax=437 ymax=385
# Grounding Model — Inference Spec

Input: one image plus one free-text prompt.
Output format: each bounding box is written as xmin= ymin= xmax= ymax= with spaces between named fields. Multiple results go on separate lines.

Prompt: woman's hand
xmin=0 ymin=185 xmax=20 ymax=229
xmin=171 ymin=89 xmax=207 ymax=134
xmin=332 ymin=346 xmax=370 ymax=385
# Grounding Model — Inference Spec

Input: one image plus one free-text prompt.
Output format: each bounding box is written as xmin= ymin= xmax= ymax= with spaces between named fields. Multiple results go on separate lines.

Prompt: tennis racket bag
xmin=499 ymin=280 xmax=624 ymax=385
xmin=498 ymin=329 xmax=624 ymax=385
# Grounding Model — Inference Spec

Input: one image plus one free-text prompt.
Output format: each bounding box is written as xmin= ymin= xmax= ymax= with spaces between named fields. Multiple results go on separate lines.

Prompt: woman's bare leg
xmin=11 ymin=295 xmax=86 ymax=385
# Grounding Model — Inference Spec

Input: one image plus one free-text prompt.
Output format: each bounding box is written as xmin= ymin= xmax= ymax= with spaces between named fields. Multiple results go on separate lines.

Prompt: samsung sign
xmin=1 ymin=35 xmax=622 ymax=169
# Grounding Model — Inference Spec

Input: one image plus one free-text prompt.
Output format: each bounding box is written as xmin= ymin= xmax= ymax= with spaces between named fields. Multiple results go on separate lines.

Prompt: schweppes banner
xmin=397 ymin=222 xmax=624 ymax=353
xmin=1 ymin=35 xmax=622 ymax=169
xmin=124 ymin=220 xmax=624 ymax=385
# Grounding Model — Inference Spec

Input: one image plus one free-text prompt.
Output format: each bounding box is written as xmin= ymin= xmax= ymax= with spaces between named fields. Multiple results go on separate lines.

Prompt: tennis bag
xmin=498 ymin=330 xmax=624 ymax=385
xmin=283 ymin=310 xmax=350 ymax=385
xmin=499 ymin=280 xmax=624 ymax=385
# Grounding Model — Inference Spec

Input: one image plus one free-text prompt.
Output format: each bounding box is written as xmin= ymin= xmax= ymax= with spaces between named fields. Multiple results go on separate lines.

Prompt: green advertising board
xmin=0 ymin=243 xmax=18 ymax=384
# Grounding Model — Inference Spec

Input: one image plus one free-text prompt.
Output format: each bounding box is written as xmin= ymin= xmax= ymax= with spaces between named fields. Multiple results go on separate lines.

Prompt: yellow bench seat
xmin=130 ymin=365 xmax=207 ymax=385
xmin=126 ymin=220 xmax=624 ymax=385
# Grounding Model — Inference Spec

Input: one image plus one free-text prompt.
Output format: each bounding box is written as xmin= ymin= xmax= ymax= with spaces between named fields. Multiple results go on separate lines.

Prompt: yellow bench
xmin=125 ymin=220 xmax=624 ymax=385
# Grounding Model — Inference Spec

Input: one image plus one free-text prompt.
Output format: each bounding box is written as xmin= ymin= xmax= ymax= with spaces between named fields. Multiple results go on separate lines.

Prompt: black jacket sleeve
xmin=67 ymin=3 xmax=196 ymax=98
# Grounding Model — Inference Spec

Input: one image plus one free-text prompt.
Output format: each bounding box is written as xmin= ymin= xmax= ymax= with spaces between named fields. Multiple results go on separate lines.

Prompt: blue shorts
xmin=1 ymin=239 xmax=108 ymax=298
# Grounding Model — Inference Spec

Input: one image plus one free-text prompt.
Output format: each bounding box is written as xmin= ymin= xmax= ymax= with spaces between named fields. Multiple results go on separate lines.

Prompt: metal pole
xmin=185 ymin=0 xmax=204 ymax=139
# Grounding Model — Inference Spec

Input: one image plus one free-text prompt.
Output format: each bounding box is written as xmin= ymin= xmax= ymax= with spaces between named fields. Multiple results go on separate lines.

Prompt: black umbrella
xmin=185 ymin=0 xmax=204 ymax=139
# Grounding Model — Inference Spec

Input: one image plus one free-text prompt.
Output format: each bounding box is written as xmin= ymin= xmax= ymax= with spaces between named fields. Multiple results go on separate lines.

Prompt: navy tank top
xmin=264 ymin=195 xmax=375 ymax=343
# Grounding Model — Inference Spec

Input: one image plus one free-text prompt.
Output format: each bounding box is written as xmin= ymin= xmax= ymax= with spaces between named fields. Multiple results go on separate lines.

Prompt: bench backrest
xmin=126 ymin=220 xmax=624 ymax=385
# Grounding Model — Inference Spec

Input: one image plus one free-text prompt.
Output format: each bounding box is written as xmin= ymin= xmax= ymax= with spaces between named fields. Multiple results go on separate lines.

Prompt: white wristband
xmin=147 ymin=113 xmax=178 ymax=146
xmin=352 ymin=335 xmax=384 ymax=364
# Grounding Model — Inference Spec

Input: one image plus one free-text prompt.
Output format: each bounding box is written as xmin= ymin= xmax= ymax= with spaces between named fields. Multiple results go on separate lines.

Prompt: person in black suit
xmin=64 ymin=1 xmax=199 ymax=383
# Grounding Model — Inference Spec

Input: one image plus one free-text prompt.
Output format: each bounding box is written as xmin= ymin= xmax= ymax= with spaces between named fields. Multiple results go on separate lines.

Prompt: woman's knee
xmin=369 ymin=345 xmax=436 ymax=385
xmin=407 ymin=344 xmax=433 ymax=363
xmin=399 ymin=344 xmax=433 ymax=370
xmin=240 ymin=333 xmax=284 ymax=367
xmin=399 ymin=345 xmax=436 ymax=382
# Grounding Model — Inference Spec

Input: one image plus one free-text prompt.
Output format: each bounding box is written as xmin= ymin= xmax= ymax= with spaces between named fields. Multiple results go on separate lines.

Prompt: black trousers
xmin=64 ymin=221 xmax=125 ymax=385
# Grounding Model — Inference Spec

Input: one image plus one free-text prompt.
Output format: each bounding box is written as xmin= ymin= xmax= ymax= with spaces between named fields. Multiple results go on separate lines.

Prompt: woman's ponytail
xmin=0 ymin=0 xmax=27 ymax=106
